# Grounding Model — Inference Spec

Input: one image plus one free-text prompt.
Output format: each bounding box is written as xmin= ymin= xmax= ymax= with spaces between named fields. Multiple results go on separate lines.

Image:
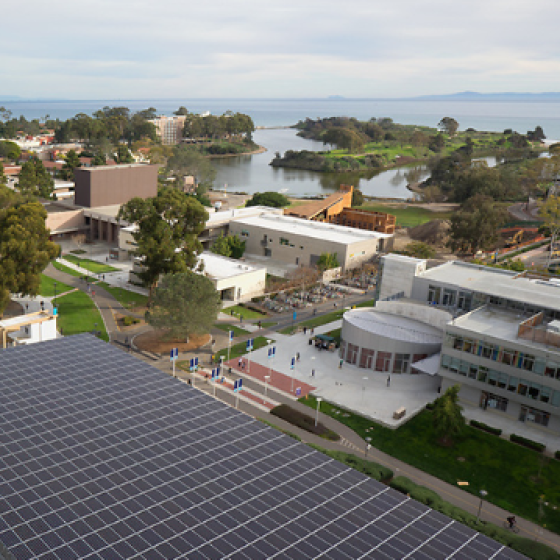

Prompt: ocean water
xmin=4 ymin=98 xmax=560 ymax=140
xmin=4 ymin=98 xmax=558 ymax=198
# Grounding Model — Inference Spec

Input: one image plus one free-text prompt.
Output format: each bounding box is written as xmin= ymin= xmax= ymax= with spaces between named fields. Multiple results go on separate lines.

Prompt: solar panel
xmin=0 ymin=334 xmax=527 ymax=559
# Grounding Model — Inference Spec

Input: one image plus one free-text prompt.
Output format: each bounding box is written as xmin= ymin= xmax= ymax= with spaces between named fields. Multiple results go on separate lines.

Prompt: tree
xmin=210 ymin=234 xmax=246 ymax=259
xmin=91 ymin=153 xmax=107 ymax=166
xmin=246 ymin=191 xmax=289 ymax=208
xmin=403 ymin=241 xmax=436 ymax=259
xmin=210 ymin=234 xmax=232 ymax=257
xmin=322 ymin=128 xmax=364 ymax=153
xmin=117 ymin=187 xmax=209 ymax=300
xmin=438 ymin=117 xmax=459 ymax=136
xmin=115 ymin=145 xmax=134 ymax=164
xmin=316 ymin=252 xmax=340 ymax=271
xmin=174 ymin=107 xmax=189 ymax=116
xmin=447 ymin=195 xmax=508 ymax=254
xmin=540 ymin=195 xmax=560 ymax=264
xmin=0 ymin=194 xmax=59 ymax=315
xmin=351 ymin=188 xmax=364 ymax=207
xmin=0 ymin=141 xmax=21 ymax=161
xmin=166 ymin=145 xmax=216 ymax=192
xmin=60 ymin=149 xmax=81 ymax=180
xmin=432 ymin=385 xmax=465 ymax=445
xmin=17 ymin=159 xmax=54 ymax=199
xmin=147 ymin=272 xmax=221 ymax=341
xmin=0 ymin=163 xmax=6 ymax=188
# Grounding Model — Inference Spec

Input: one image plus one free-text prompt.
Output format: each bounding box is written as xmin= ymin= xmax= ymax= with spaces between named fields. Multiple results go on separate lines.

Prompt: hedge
xmin=469 ymin=419 xmax=502 ymax=436
xmin=510 ymin=434 xmax=546 ymax=453
xmin=390 ymin=476 xmax=558 ymax=560
xmin=555 ymin=450 xmax=560 ymax=460
xmin=270 ymin=404 xmax=340 ymax=441
xmin=309 ymin=445 xmax=393 ymax=482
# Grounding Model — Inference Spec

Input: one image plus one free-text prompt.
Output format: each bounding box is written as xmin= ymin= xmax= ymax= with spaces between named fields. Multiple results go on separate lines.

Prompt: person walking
xmin=387 ymin=375 xmax=391 ymax=387
xmin=238 ymin=357 xmax=242 ymax=368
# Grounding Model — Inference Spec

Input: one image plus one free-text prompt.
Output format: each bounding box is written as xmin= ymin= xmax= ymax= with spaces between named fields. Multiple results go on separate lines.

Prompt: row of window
xmin=441 ymin=354 xmax=560 ymax=407
xmin=427 ymin=285 xmax=473 ymax=310
xmin=341 ymin=342 xmax=427 ymax=373
xmin=445 ymin=333 xmax=560 ymax=378
xmin=480 ymin=392 xmax=550 ymax=427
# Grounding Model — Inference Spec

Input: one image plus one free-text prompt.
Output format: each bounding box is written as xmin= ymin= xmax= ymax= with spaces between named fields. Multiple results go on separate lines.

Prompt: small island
xmin=270 ymin=116 xmax=546 ymax=173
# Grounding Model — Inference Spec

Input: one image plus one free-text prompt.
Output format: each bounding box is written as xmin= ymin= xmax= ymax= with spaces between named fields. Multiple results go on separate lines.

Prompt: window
xmin=468 ymin=364 xmax=478 ymax=379
xmin=359 ymin=348 xmax=375 ymax=369
xmin=428 ymin=285 xmax=441 ymax=305
xmin=375 ymin=352 xmax=391 ymax=372
xmin=521 ymin=354 xmax=535 ymax=371
xmin=346 ymin=343 xmax=359 ymax=365
xmin=521 ymin=406 xmax=549 ymax=427
xmin=442 ymin=289 xmax=456 ymax=307
xmin=457 ymin=291 xmax=472 ymax=311
xmin=501 ymin=349 xmax=516 ymax=366
xmin=441 ymin=354 xmax=451 ymax=368
xmin=241 ymin=230 xmax=250 ymax=238
xmin=507 ymin=376 xmax=518 ymax=392
xmin=528 ymin=383 xmax=541 ymax=400
xmin=481 ymin=343 xmax=493 ymax=360
xmin=518 ymin=383 xmax=528 ymax=396
xmin=280 ymin=237 xmax=290 ymax=246
xmin=483 ymin=392 xmax=508 ymax=412
xmin=463 ymin=338 xmax=474 ymax=354
xmin=540 ymin=387 xmax=552 ymax=404
xmin=545 ymin=361 xmax=560 ymax=379
xmin=478 ymin=367 xmax=488 ymax=383
xmin=393 ymin=354 xmax=410 ymax=374
xmin=497 ymin=373 xmax=508 ymax=389
xmin=487 ymin=370 xmax=498 ymax=386
xmin=453 ymin=337 xmax=464 ymax=350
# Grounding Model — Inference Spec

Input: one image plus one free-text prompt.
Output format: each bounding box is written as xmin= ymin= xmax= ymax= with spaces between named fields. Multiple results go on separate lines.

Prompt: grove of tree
xmin=245 ymin=191 xmax=290 ymax=208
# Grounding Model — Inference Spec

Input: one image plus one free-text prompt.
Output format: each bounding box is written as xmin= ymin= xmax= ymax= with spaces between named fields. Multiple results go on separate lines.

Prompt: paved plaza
xmin=242 ymin=320 xmax=441 ymax=427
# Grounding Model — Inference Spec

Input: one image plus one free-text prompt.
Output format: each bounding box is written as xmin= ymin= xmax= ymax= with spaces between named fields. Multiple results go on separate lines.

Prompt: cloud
xmin=1 ymin=0 xmax=560 ymax=98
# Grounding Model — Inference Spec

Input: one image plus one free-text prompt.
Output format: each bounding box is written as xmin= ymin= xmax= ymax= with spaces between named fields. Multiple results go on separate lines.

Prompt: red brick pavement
xmin=225 ymin=358 xmax=316 ymax=397
xmin=192 ymin=369 xmax=277 ymax=410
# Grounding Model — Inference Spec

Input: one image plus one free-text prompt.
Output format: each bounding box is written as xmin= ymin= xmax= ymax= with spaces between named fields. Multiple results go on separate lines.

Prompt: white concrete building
xmin=377 ymin=254 xmax=560 ymax=436
xmin=130 ymin=252 xmax=266 ymax=304
xmin=0 ymin=311 xmax=57 ymax=348
xmin=229 ymin=213 xmax=392 ymax=271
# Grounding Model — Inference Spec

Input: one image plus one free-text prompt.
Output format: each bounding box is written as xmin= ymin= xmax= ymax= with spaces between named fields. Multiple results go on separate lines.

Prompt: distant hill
xmin=412 ymin=91 xmax=560 ymax=101
xmin=0 ymin=95 xmax=22 ymax=101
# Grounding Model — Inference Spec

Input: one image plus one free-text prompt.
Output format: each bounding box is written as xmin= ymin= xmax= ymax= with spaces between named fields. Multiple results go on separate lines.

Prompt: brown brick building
xmin=74 ymin=164 xmax=158 ymax=208
xmin=285 ymin=185 xmax=396 ymax=234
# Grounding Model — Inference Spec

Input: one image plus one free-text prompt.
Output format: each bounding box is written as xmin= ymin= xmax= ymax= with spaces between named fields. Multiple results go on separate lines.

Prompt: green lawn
xmin=63 ymin=254 xmax=119 ymax=274
xmin=97 ymin=282 xmax=149 ymax=309
xmin=212 ymin=336 xmax=273 ymax=362
xmin=53 ymin=291 xmax=109 ymax=342
xmin=214 ymin=323 xmax=251 ymax=337
xmin=279 ymin=309 xmax=345 ymax=334
xmin=300 ymin=396 xmax=560 ymax=534
xmin=40 ymin=275 xmax=73 ymax=297
xmin=51 ymin=261 xmax=83 ymax=278
xmin=225 ymin=304 xmax=267 ymax=320
xmin=260 ymin=321 xmax=277 ymax=329
xmin=358 ymin=203 xmax=454 ymax=228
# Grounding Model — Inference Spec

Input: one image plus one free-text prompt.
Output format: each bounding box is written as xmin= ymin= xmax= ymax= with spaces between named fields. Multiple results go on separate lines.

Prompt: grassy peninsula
xmin=270 ymin=116 xmax=546 ymax=173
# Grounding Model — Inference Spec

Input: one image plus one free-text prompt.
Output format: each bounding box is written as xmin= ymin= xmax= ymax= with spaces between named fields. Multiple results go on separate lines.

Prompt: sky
xmin=2 ymin=0 xmax=560 ymax=99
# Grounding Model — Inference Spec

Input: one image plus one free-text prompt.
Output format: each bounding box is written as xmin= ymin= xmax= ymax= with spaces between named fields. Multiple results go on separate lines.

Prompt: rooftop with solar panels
xmin=0 ymin=335 xmax=527 ymax=559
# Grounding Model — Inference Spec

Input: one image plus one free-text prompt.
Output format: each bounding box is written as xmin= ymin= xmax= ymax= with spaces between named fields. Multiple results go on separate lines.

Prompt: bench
xmin=393 ymin=407 xmax=406 ymax=420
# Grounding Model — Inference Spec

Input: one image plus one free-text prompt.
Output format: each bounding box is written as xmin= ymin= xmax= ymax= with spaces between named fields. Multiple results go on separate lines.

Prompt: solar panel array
xmin=0 ymin=334 xmax=527 ymax=559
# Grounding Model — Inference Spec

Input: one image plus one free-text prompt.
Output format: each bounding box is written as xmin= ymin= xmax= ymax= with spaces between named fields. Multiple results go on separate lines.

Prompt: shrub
xmin=555 ymin=450 xmax=560 ymax=460
xmin=123 ymin=316 xmax=140 ymax=327
xmin=309 ymin=445 xmax=393 ymax=482
xmin=509 ymin=434 xmax=546 ymax=453
xmin=469 ymin=420 xmax=502 ymax=436
xmin=270 ymin=404 xmax=340 ymax=441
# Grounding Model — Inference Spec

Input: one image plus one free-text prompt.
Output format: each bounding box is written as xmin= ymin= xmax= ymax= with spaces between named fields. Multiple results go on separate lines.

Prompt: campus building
xmin=377 ymin=254 xmax=560 ymax=434
xmin=0 ymin=311 xmax=57 ymax=348
xmin=285 ymin=185 xmax=396 ymax=234
xmin=229 ymin=213 xmax=392 ymax=271
xmin=149 ymin=115 xmax=187 ymax=145
xmin=74 ymin=164 xmax=158 ymax=208
xmin=129 ymin=252 xmax=266 ymax=303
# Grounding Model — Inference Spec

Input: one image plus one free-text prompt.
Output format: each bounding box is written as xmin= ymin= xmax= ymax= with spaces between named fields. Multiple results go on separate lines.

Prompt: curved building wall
xmin=340 ymin=307 xmax=444 ymax=373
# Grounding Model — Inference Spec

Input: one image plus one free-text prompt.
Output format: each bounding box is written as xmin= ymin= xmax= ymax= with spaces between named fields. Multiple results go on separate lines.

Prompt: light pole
xmin=365 ymin=436 xmax=372 ymax=458
xmin=476 ymin=490 xmax=488 ymax=523
xmin=53 ymin=282 xmax=57 ymax=316
xmin=264 ymin=375 xmax=270 ymax=401
xmin=362 ymin=376 xmax=368 ymax=403
xmin=315 ymin=397 xmax=322 ymax=427
xmin=267 ymin=339 xmax=272 ymax=381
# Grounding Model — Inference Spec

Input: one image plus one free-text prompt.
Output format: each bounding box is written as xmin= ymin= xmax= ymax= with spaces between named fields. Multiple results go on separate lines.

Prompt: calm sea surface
xmin=5 ymin=98 xmax=559 ymax=198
